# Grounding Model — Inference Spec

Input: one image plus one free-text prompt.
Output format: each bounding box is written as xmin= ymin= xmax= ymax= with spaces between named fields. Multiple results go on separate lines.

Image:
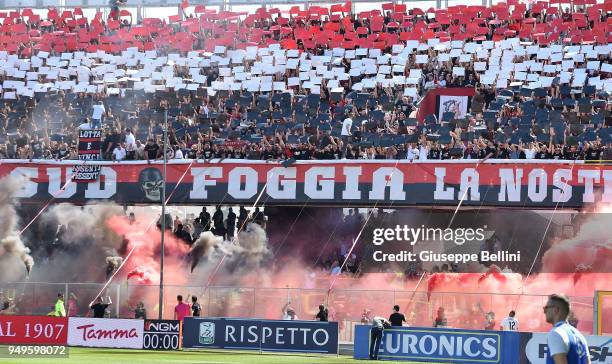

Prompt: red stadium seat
xmin=5 ymin=43 xmax=18 ymax=53
xmin=330 ymin=4 xmax=343 ymax=14
xmin=372 ymin=40 xmax=385 ymax=50
xmin=0 ymin=0 xmax=600 ymax=57
xmin=340 ymin=40 xmax=355 ymax=49
xmin=66 ymin=38 xmax=78 ymax=51
xmin=302 ymin=39 xmax=315 ymax=49
xmin=281 ymin=38 xmax=298 ymax=49
xmin=108 ymin=20 xmax=120 ymax=30
xmin=12 ymin=23 xmax=27 ymax=34
xmin=371 ymin=17 xmax=384 ymax=32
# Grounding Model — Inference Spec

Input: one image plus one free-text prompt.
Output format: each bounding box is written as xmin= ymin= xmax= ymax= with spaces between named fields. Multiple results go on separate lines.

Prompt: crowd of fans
xmin=159 ymin=205 xmax=267 ymax=245
xmin=0 ymin=2 xmax=609 ymax=162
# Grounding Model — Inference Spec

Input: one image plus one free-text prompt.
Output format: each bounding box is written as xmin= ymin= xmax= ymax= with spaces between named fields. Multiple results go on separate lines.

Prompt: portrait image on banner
xmin=438 ymin=95 xmax=470 ymax=121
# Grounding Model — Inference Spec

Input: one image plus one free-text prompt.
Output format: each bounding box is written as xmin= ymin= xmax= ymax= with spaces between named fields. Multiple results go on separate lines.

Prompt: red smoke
xmin=542 ymin=205 xmax=612 ymax=273
xmin=105 ymin=214 xmax=193 ymax=317
xmin=127 ymin=268 xmax=153 ymax=284
xmin=102 ymin=205 xmax=612 ymax=334
xmin=106 ymin=214 xmax=190 ymax=286
xmin=422 ymin=201 xmax=612 ymax=334
xmin=423 ymin=269 xmax=611 ymax=333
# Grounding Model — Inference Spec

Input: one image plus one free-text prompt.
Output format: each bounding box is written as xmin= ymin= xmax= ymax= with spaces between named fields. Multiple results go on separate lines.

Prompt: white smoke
xmin=25 ymin=202 xmax=127 ymax=283
xmin=232 ymin=223 xmax=270 ymax=267
xmin=41 ymin=202 xmax=124 ymax=249
xmin=190 ymin=231 xmax=223 ymax=271
xmin=0 ymin=176 xmax=34 ymax=280
xmin=190 ymin=223 xmax=270 ymax=273
xmin=105 ymin=256 xmax=124 ymax=278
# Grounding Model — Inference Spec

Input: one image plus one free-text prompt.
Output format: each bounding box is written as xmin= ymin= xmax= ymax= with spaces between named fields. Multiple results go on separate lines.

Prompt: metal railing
xmin=0 ymin=281 xmax=596 ymax=342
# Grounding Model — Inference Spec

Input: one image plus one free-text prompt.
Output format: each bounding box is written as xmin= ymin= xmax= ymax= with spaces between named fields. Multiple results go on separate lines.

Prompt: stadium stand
xmin=0 ymin=1 xmax=609 ymax=161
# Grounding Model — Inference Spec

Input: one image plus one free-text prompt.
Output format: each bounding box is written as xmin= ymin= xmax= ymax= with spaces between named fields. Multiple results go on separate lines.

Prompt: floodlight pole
xmin=159 ymin=106 xmax=168 ymax=320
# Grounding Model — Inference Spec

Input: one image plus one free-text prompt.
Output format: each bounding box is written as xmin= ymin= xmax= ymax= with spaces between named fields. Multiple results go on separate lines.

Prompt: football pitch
xmin=2 ymin=347 xmax=371 ymax=364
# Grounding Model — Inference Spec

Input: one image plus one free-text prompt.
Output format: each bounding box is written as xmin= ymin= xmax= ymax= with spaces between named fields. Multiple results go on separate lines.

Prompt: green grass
xmin=2 ymin=347 xmax=372 ymax=364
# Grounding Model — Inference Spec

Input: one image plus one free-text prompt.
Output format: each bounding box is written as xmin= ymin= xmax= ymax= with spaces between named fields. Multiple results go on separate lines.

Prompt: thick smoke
xmin=190 ymin=223 xmax=270 ymax=273
xmin=41 ymin=203 xmax=124 ymax=248
xmin=3 ymin=200 xmax=610 ymax=333
xmin=422 ymin=205 xmax=612 ymax=333
xmin=190 ymin=231 xmax=223 ymax=272
xmin=541 ymin=205 xmax=612 ymax=273
xmin=220 ymin=223 xmax=270 ymax=271
xmin=0 ymin=176 xmax=34 ymax=281
xmin=105 ymin=256 xmax=124 ymax=279
xmin=28 ymin=202 xmax=125 ymax=283
xmin=235 ymin=223 xmax=269 ymax=259
xmin=105 ymin=213 xmax=191 ymax=287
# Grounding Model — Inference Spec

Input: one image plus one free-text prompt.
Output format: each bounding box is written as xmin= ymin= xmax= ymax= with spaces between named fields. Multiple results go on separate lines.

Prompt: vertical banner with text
xmin=74 ymin=129 xmax=102 ymax=182
xmin=77 ymin=129 xmax=102 ymax=160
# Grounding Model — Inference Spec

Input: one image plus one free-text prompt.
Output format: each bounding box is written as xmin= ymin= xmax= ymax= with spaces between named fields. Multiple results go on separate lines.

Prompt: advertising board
xmin=67 ymin=318 xmax=144 ymax=349
xmin=183 ymin=318 xmax=338 ymax=354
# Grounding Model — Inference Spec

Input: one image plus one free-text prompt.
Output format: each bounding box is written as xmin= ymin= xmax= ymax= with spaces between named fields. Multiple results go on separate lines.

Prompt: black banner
xmin=77 ymin=129 xmax=102 ymax=161
xmin=71 ymin=164 xmax=101 ymax=182
xmin=74 ymin=129 xmax=102 ymax=182
xmin=2 ymin=160 xmax=611 ymax=208
xmin=182 ymin=317 xmax=339 ymax=354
